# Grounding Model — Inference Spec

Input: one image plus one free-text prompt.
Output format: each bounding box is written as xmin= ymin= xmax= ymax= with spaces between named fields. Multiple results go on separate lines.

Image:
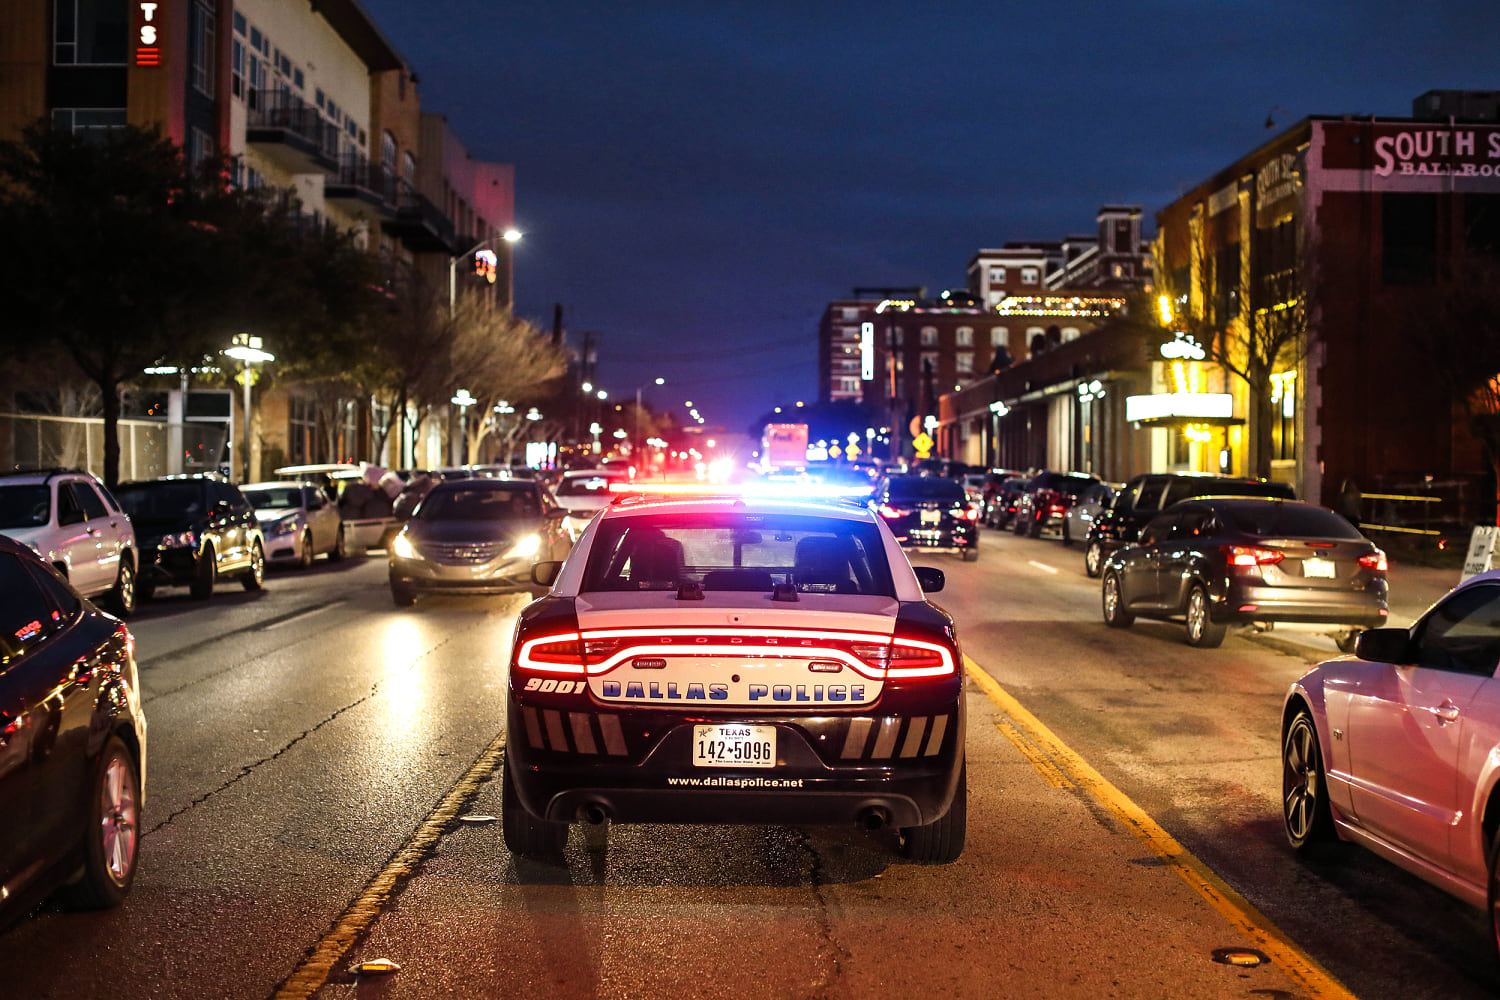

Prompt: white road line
xmin=1027 ymin=560 xmax=1059 ymax=575
xmin=262 ymin=601 xmax=344 ymax=630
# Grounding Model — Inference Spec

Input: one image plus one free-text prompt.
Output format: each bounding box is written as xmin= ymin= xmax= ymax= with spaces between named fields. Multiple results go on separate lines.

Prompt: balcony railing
xmin=245 ymin=89 xmax=340 ymax=171
xmin=326 ymin=152 xmax=398 ymax=214
xmin=380 ymin=179 xmax=457 ymax=252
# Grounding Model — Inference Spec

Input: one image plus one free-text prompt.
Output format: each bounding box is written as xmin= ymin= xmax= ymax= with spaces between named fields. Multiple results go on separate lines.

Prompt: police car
xmin=503 ymin=485 xmax=967 ymax=862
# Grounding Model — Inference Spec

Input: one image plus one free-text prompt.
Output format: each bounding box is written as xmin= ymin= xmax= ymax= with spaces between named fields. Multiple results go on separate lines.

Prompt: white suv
xmin=0 ymin=468 xmax=138 ymax=615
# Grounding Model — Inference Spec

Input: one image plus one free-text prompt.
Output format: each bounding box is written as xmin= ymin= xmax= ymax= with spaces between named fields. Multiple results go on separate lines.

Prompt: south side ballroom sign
xmin=134 ymin=2 xmax=163 ymax=66
xmin=1373 ymin=126 xmax=1500 ymax=178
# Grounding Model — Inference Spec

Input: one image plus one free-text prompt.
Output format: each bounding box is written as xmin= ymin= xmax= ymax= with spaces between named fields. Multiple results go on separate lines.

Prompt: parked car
xmin=388 ymin=477 xmax=573 ymax=606
xmin=1059 ymin=480 xmax=1119 ymax=547
xmin=982 ymin=473 xmax=1030 ymax=529
xmin=241 ymin=480 xmax=346 ymax=568
xmin=1083 ymin=472 xmax=1297 ymax=578
xmin=1100 ymin=497 xmax=1388 ymax=648
xmin=0 ymin=535 xmax=146 ymax=929
xmin=873 ymin=474 xmax=980 ymax=561
xmin=274 ymin=464 xmax=401 ymax=552
xmin=503 ymin=490 xmax=966 ymax=863
xmin=112 ymin=474 xmax=265 ymax=600
xmin=1281 ymin=568 xmax=1500 ymax=960
xmin=553 ymin=469 xmax=632 ymax=538
xmin=1011 ymin=471 xmax=1101 ymax=538
xmin=0 ymin=468 xmax=138 ymax=616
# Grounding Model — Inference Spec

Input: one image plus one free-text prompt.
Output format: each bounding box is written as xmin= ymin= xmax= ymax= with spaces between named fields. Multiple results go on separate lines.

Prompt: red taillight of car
xmin=1223 ymin=545 xmax=1284 ymax=568
xmin=886 ymin=637 xmax=957 ymax=678
xmin=516 ymin=631 xmax=587 ymax=674
xmin=1358 ymin=550 xmax=1389 ymax=572
xmin=879 ymin=504 xmax=908 ymax=519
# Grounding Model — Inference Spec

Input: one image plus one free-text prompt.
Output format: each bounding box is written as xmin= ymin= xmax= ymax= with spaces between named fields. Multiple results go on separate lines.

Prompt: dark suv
xmin=873 ymin=474 xmax=980 ymax=560
xmin=1011 ymin=471 xmax=1101 ymax=538
xmin=113 ymin=474 xmax=265 ymax=600
xmin=1082 ymin=472 xmax=1296 ymax=578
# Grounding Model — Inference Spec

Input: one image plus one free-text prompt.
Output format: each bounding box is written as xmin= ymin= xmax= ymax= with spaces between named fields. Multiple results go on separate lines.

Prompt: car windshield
xmin=556 ymin=475 xmax=622 ymax=496
xmin=1220 ymin=503 xmax=1364 ymax=540
xmin=886 ymin=477 xmax=965 ymax=502
xmin=243 ymin=487 xmax=303 ymax=509
xmin=416 ymin=485 xmax=539 ymax=521
xmin=0 ymin=484 xmax=50 ymax=529
xmin=114 ymin=482 xmax=205 ymax=520
xmin=581 ymin=512 xmax=896 ymax=596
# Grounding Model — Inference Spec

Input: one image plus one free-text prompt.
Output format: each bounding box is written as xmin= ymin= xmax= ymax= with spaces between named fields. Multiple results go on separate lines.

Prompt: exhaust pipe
xmin=859 ymin=806 xmax=890 ymax=831
xmin=578 ymin=803 xmax=610 ymax=826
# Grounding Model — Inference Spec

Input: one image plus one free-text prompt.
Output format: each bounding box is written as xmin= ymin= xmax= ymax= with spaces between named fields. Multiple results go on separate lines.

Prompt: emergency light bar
xmin=607 ymin=482 xmax=873 ymax=500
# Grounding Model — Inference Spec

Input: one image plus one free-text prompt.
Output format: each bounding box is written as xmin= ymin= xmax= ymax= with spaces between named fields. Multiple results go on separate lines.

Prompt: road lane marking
xmin=964 ymin=654 xmax=1358 ymax=1000
xmin=272 ymin=731 xmax=507 ymax=999
xmin=262 ymin=601 xmax=345 ymax=630
xmin=1026 ymin=560 xmax=1059 ymax=574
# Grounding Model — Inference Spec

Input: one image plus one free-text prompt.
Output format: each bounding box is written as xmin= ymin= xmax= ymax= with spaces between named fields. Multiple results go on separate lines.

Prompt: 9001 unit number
xmin=692 ymin=725 xmax=776 ymax=768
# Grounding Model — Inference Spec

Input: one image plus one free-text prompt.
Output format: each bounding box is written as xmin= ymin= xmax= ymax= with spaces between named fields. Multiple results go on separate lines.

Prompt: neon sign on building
xmin=135 ymin=2 xmax=163 ymax=66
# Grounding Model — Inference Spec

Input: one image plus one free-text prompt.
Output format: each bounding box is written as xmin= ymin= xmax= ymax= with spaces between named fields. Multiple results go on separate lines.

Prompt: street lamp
xmin=635 ymin=376 xmax=664 ymax=463
xmin=450 ymin=228 xmax=522 ymax=317
xmin=451 ymin=388 xmax=476 ymax=465
xmin=223 ymin=334 xmax=274 ymax=482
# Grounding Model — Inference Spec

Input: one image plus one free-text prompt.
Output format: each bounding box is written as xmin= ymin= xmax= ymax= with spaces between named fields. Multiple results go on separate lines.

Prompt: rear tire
xmin=391 ymin=581 xmax=416 ymax=607
xmin=240 ymin=541 xmax=265 ymax=591
xmin=1026 ymin=516 xmax=1041 ymax=538
xmin=1283 ymin=709 xmax=1337 ymax=853
xmin=961 ymin=546 xmax=978 ymax=562
xmin=899 ymin=764 xmax=966 ymax=863
xmin=502 ymin=757 xmax=568 ymax=859
xmin=1084 ymin=540 xmax=1105 ymax=579
xmin=1184 ymin=584 xmax=1225 ymax=648
xmin=327 ymin=525 xmax=347 ymax=562
xmin=60 ymin=737 xmax=139 ymax=909
xmin=297 ymin=532 xmax=314 ymax=569
xmin=106 ymin=557 xmax=136 ymax=617
xmin=189 ymin=546 xmax=215 ymax=600
xmin=1102 ymin=572 xmax=1133 ymax=628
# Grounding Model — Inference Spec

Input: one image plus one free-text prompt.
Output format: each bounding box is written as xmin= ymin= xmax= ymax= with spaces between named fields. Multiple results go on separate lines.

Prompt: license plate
xmin=692 ymin=725 xmax=776 ymax=768
xmin=1302 ymin=557 xmax=1336 ymax=578
xmin=920 ymin=509 xmax=941 ymax=525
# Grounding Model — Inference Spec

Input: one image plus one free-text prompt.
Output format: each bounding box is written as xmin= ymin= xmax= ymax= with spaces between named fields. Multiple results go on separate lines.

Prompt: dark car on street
xmin=1100 ymin=497 xmax=1388 ymax=648
xmin=1011 ymin=470 xmax=1101 ymax=538
xmin=112 ymin=474 xmax=266 ymax=600
xmin=388 ymin=477 xmax=572 ymax=606
xmin=1082 ymin=472 xmax=1297 ymax=578
xmin=873 ymin=474 xmax=980 ymax=561
xmin=982 ymin=472 xmax=1030 ymax=529
xmin=0 ymin=535 xmax=146 ymax=929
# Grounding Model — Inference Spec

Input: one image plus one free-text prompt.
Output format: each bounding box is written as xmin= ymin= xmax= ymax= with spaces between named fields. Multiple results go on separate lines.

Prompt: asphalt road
xmin=0 ymin=532 xmax=1492 ymax=999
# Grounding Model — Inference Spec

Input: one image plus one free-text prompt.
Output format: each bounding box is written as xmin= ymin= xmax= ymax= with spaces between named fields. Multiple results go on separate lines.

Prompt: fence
xmin=1354 ymin=473 xmax=1493 ymax=555
xmin=1 ymin=414 xmax=228 ymax=481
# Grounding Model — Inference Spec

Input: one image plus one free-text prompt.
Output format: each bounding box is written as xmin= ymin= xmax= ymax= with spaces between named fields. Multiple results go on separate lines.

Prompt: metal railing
xmin=246 ymin=89 xmax=341 ymax=162
xmin=329 ymin=152 xmax=398 ymax=205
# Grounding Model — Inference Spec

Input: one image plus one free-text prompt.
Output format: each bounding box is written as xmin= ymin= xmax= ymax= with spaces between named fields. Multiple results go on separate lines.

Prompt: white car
xmin=241 ymin=480 xmax=346 ymax=567
xmin=1282 ymin=567 xmax=1500 ymax=959
xmin=503 ymin=488 xmax=967 ymax=863
xmin=552 ymin=469 xmax=631 ymax=538
xmin=0 ymin=468 xmax=138 ymax=615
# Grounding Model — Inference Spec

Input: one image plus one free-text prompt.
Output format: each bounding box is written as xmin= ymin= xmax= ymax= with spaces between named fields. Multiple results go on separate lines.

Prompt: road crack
xmin=793 ymin=829 xmax=851 ymax=999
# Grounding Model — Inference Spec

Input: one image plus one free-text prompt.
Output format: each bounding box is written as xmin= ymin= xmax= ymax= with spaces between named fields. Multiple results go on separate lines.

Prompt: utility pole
xmin=853 ymin=286 xmax=925 ymax=464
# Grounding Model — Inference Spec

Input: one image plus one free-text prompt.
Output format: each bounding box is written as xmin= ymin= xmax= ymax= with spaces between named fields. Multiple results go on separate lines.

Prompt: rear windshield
xmin=581 ymin=513 xmax=896 ymax=596
xmin=0 ymin=484 xmax=49 ymax=529
xmin=114 ymin=481 xmax=206 ymax=519
xmin=1173 ymin=479 xmax=1296 ymax=503
xmin=885 ymin=477 xmax=965 ymax=502
xmin=243 ymin=487 xmax=304 ymax=509
xmin=1219 ymin=503 xmax=1363 ymax=539
xmin=556 ymin=475 xmax=622 ymax=496
xmin=415 ymin=485 xmax=540 ymax=520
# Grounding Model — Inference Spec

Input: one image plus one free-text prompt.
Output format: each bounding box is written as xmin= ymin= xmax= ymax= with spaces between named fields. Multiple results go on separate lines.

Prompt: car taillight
xmin=879 ymin=504 xmax=908 ymax=519
xmin=1358 ymin=550 xmax=1388 ymax=572
xmin=516 ymin=632 xmax=587 ymax=674
xmin=1223 ymin=545 xmax=1284 ymax=568
xmin=887 ymin=637 xmax=956 ymax=678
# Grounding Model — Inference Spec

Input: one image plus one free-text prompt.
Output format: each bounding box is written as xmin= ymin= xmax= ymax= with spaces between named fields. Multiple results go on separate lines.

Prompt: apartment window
xmin=382 ymin=130 xmax=397 ymax=166
xmin=293 ymin=68 xmax=304 ymax=91
xmin=249 ymin=26 xmax=262 ymax=51
xmin=988 ymin=266 xmax=1005 ymax=283
xmin=54 ymin=0 xmax=127 ymax=65
xmin=246 ymin=166 xmax=263 ymax=190
xmin=231 ymin=37 xmax=245 ymax=98
xmin=890 ymin=328 xmax=903 ymax=347
xmin=838 ymin=377 xmax=861 ymax=394
xmin=188 ymin=127 xmax=214 ymax=172
xmin=956 ymin=352 xmax=974 ymax=373
xmin=402 ymin=151 xmax=416 ymax=184
xmin=1021 ymin=267 xmax=1039 ymax=284
xmin=955 ymin=327 xmax=973 ymax=347
xmin=315 ymin=88 xmax=326 ymax=110
xmin=921 ymin=352 xmax=940 ymax=375
xmin=920 ymin=326 xmax=938 ymax=347
xmin=842 ymin=307 xmax=860 ymax=321
xmin=990 ymin=327 xmax=1008 ymax=346
xmin=190 ymin=0 xmax=216 ymax=98
xmin=51 ymin=108 xmax=127 ymax=137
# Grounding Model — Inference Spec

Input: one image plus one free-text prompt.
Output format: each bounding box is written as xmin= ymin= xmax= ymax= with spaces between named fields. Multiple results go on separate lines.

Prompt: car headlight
xmin=269 ymin=514 xmax=301 ymax=536
xmin=159 ymin=530 xmax=198 ymax=549
xmin=509 ymin=534 xmax=541 ymax=559
xmin=391 ymin=530 xmax=415 ymax=559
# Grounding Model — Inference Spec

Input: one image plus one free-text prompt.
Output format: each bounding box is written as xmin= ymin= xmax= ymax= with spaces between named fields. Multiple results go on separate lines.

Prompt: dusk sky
xmin=357 ymin=0 xmax=1500 ymax=435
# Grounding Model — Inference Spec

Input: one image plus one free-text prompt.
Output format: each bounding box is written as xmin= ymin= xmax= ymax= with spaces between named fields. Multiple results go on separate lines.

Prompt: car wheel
xmin=1012 ymin=514 xmax=1026 ymax=536
xmin=1102 ymin=572 xmax=1133 ymax=628
xmin=107 ymin=556 xmax=136 ymax=617
xmin=297 ymin=531 xmax=313 ymax=569
xmin=1026 ymin=515 xmax=1041 ymax=538
xmin=961 ymin=545 xmax=979 ymax=562
xmin=1335 ymin=629 xmax=1363 ymax=655
xmin=1061 ymin=521 xmax=1073 ymax=547
xmin=61 ymin=736 xmax=140 ymax=909
xmin=328 ymin=525 xmax=347 ymax=562
xmin=391 ymin=581 xmax=416 ymax=607
xmin=1283 ymin=709 xmax=1337 ymax=852
xmin=189 ymin=545 xmax=215 ymax=600
xmin=1084 ymin=540 xmax=1104 ymax=579
xmin=241 ymin=541 xmax=265 ymax=591
xmin=1184 ymin=584 xmax=1225 ymax=647
xmin=899 ymin=763 xmax=966 ymax=864
xmin=502 ymin=756 xmax=568 ymax=859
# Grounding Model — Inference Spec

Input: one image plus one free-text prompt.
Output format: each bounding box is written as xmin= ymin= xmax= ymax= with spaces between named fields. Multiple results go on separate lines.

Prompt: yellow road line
xmin=965 ymin=654 xmax=1359 ymax=1000
xmin=272 ymin=732 xmax=508 ymax=999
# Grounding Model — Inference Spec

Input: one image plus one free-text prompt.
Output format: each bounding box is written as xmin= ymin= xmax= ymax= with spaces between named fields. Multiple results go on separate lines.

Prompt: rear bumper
xmin=1213 ymin=582 xmax=1388 ymax=628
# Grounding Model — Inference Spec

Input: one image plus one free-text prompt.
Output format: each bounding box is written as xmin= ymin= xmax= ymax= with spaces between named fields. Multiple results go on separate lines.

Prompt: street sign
xmin=1462 ymin=525 xmax=1500 ymax=581
xmin=912 ymin=431 xmax=934 ymax=457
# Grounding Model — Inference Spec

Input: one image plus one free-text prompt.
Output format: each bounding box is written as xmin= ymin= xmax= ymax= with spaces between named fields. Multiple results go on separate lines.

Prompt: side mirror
xmin=1354 ymin=627 xmax=1413 ymax=663
xmin=530 ymin=560 xmax=563 ymax=588
xmin=913 ymin=566 xmax=945 ymax=593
